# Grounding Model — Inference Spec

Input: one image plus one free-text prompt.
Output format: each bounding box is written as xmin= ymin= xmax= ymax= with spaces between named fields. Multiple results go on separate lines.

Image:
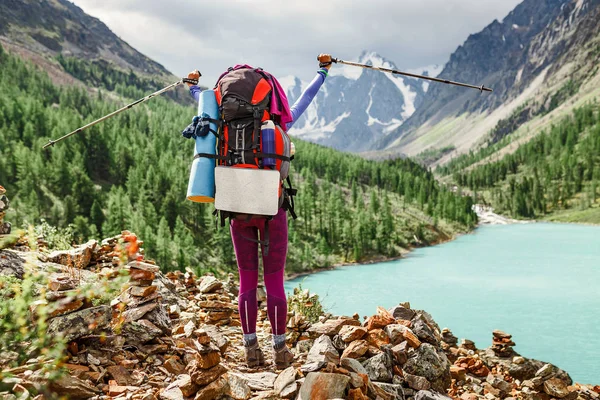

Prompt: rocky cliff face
xmin=282 ymin=52 xmax=435 ymax=152
xmin=378 ymin=0 xmax=600 ymax=159
xmin=1 ymin=231 xmax=598 ymax=400
xmin=0 ymin=0 xmax=171 ymax=77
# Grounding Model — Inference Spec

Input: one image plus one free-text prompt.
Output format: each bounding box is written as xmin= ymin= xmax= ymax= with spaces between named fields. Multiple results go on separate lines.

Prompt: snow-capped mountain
xmin=280 ymin=51 xmax=438 ymax=152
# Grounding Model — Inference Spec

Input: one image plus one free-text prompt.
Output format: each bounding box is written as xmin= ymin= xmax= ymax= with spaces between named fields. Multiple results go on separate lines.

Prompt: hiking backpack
xmin=194 ymin=66 xmax=298 ymax=234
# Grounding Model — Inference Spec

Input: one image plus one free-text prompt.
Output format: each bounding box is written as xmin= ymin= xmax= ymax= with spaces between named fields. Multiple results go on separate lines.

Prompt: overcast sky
xmin=70 ymin=0 xmax=522 ymax=83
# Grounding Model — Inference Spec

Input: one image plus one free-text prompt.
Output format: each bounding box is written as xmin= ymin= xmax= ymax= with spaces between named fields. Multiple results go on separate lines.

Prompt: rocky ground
xmin=0 ymin=232 xmax=598 ymax=400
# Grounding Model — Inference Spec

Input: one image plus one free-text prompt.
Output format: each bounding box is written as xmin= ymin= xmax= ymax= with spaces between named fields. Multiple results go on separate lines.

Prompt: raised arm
xmin=286 ymin=54 xmax=333 ymax=130
xmin=186 ymin=69 xmax=202 ymax=102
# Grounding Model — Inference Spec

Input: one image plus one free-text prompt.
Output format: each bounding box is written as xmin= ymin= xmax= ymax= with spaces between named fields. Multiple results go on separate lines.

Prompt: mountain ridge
xmin=0 ymin=0 xmax=172 ymax=77
xmin=377 ymin=0 xmax=600 ymax=163
xmin=281 ymin=51 xmax=436 ymax=152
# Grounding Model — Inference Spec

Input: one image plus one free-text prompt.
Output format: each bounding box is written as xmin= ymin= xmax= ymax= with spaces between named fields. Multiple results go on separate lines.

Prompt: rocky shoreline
xmin=1 ymin=232 xmax=598 ymax=400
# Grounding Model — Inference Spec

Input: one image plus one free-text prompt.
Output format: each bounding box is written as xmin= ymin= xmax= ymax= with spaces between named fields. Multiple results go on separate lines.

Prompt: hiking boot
xmin=273 ymin=344 xmax=294 ymax=369
xmin=244 ymin=341 xmax=265 ymax=368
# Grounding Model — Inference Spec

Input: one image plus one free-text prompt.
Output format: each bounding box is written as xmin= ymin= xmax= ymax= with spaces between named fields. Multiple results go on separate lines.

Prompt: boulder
xmin=405 ymin=373 xmax=431 ymax=390
xmin=341 ymin=340 xmax=369 ymax=359
xmin=389 ymin=305 xmax=416 ymax=321
xmin=302 ymin=335 xmax=340 ymax=372
xmin=362 ymin=352 xmax=393 ymax=383
xmin=385 ymin=324 xmax=422 ymax=348
xmin=175 ymin=374 xmax=199 ymax=397
xmin=47 ymin=374 xmax=101 ymax=400
xmin=414 ymin=389 xmax=453 ymax=400
xmin=0 ymin=250 xmax=25 ymax=279
xmin=160 ymin=382 xmax=184 ymax=400
xmin=47 ymin=305 xmax=111 ymax=342
xmin=202 ymin=325 xmax=230 ymax=353
xmin=188 ymin=362 xmax=227 ymax=386
xmin=298 ymin=372 xmax=351 ymax=400
xmin=372 ymin=382 xmax=405 ymax=399
xmin=199 ymin=275 xmax=222 ymax=293
xmin=128 ymin=260 xmax=160 ymax=272
xmin=226 ymin=373 xmax=252 ymax=400
xmin=308 ymin=318 xmax=361 ymax=337
xmin=403 ymin=343 xmax=451 ymax=392
xmin=411 ymin=318 xmax=438 ymax=345
xmin=543 ymin=377 xmax=570 ymax=399
xmin=194 ymin=375 xmax=229 ymax=400
xmin=339 ymin=325 xmax=368 ymax=342
xmin=391 ymin=342 xmax=409 ymax=365
xmin=486 ymin=374 xmax=513 ymax=396
xmin=106 ymin=365 xmax=132 ymax=386
xmin=341 ymin=357 xmax=368 ymax=375
xmin=274 ymin=366 xmax=298 ymax=398
xmin=145 ymin=303 xmax=172 ymax=334
xmin=366 ymin=329 xmax=391 ymax=348
xmin=229 ymin=372 xmax=278 ymax=391
xmin=121 ymin=319 xmax=163 ymax=344
xmin=48 ymin=240 xmax=97 ymax=268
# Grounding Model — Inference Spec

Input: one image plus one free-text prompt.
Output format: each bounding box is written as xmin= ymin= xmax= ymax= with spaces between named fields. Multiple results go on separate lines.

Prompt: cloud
xmin=70 ymin=0 xmax=522 ymax=83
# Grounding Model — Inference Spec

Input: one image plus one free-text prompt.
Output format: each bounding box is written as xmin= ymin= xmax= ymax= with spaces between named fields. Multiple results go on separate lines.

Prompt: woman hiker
xmin=185 ymin=54 xmax=333 ymax=369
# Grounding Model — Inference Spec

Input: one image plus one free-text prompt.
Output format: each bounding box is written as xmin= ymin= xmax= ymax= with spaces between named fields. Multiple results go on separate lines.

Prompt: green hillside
xmin=0 ymin=43 xmax=476 ymax=276
xmin=440 ymin=102 xmax=600 ymax=221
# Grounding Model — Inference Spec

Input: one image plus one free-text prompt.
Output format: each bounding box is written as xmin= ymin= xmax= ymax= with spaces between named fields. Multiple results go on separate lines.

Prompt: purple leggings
xmin=231 ymin=208 xmax=288 ymax=336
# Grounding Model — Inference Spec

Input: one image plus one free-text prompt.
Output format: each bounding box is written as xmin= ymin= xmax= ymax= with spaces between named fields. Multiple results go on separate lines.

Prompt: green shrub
xmin=287 ymin=283 xmax=326 ymax=323
xmin=0 ymin=270 xmax=66 ymax=372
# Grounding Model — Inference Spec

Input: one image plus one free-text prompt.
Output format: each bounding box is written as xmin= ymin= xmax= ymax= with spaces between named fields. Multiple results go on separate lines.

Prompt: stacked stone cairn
xmin=490 ymin=330 xmax=515 ymax=357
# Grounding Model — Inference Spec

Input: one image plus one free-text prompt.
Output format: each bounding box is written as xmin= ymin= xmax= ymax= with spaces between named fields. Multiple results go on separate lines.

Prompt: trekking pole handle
xmin=182 ymin=77 xmax=200 ymax=85
xmin=316 ymin=56 xmax=339 ymax=63
xmin=317 ymin=56 xmax=338 ymax=68
xmin=182 ymin=70 xmax=202 ymax=86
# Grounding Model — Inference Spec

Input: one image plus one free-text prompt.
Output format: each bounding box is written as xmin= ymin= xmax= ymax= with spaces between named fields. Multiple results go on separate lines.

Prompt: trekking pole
xmin=320 ymin=56 xmax=492 ymax=93
xmin=43 ymin=75 xmax=201 ymax=149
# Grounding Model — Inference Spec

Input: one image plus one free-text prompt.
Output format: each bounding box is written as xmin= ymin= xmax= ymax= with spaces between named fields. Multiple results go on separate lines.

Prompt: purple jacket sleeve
xmin=286 ymin=69 xmax=328 ymax=130
xmin=189 ymin=85 xmax=202 ymax=102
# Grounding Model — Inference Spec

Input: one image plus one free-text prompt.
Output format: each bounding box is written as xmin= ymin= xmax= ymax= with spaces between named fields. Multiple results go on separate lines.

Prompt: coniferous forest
xmin=0 ymin=43 xmax=477 ymax=275
xmin=442 ymin=103 xmax=600 ymax=220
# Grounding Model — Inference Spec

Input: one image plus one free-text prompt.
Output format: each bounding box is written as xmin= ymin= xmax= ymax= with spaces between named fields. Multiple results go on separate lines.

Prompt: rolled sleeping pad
xmin=186 ymin=90 xmax=218 ymax=203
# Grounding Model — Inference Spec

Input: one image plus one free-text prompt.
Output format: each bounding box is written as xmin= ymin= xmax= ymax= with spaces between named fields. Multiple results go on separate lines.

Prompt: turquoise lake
xmin=284 ymin=223 xmax=600 ymax=384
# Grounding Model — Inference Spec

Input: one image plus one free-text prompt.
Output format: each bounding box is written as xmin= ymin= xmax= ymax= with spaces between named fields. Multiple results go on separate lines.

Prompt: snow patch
xmin=387 ymin=75 xmax=417 ymax=119
xmin=366 ymin=88 xmax=376 ymax=126
xmin=290 ymin=111 xmax=351 ymax=140
xmin=515 ymin=67 xmax=523 ymax=83
xmin=383 ymin=119 xmax=404 ymax=135
xmin=365 ymin=86 xmax=405 ymax=130
xmin=329 ymin=57 xmax=363 ymax=80
xmin=357 ymin=52 xmax=418 ymax=119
